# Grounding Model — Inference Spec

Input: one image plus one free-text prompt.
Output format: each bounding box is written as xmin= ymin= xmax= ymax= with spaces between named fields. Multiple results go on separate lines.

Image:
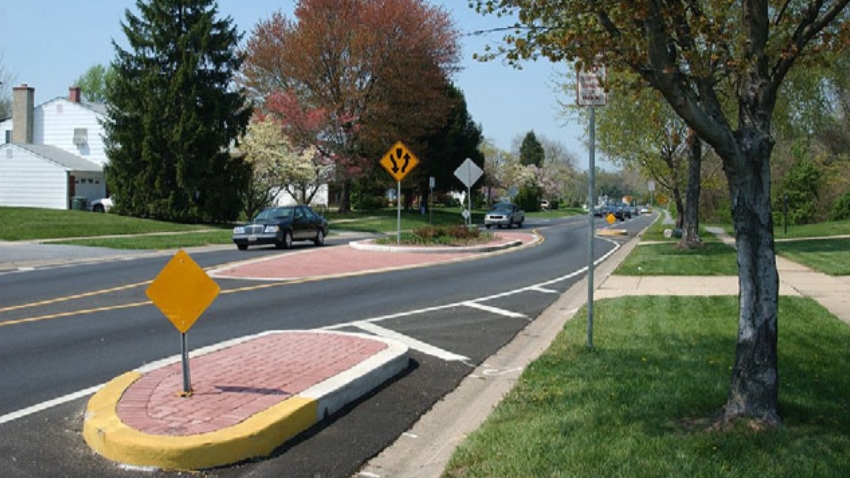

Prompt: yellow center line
xmin=0 ymin=282 xmax=152 ymax=314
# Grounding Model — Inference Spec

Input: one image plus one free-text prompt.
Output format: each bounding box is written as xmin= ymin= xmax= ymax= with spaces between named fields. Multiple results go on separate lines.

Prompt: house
xmin=0 ymin=84 xmax=109 ymax=210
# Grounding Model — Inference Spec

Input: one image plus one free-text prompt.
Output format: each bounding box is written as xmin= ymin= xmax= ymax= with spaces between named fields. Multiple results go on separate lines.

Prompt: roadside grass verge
xmin=616 ymin=225 xmax=738 ymax=276
xmin=51 ymin=230 xmax=233 ymax=250
xmin=775 ymin=219 xmax=850 ymax=239
xmin=445 ymin=296 xmax=850 ymax=478
xmin=0 ymin=206 xmax=215 ymax=241
xmin=775 ymin=237 xmax=850 ymax=276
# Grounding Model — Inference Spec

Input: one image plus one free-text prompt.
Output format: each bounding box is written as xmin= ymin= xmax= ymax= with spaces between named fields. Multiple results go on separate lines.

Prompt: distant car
xmin=639 ymin=205 xmax=651 ymax=214
xmin=88 ymin=197 xmax=113 ymax=213
xmin=592 ymin=206 xmax=607 ymax=217
xmin=484 ymin=203 xmax=525 ymax=229
xmin=232 ymin=205 xmax=328 ymax=251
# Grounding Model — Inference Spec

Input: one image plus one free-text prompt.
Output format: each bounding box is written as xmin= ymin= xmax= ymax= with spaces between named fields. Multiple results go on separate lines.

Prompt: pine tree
xmin=104 ymin=0 xmax=252 ymax=222
xmin=519 ymin=131 xmax=544 ymax=167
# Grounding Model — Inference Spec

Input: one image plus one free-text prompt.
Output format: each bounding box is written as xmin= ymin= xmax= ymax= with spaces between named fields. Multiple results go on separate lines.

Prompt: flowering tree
xmin=239 ymin=116 xmax=331 ymax=218
xmin=242 ymin=0 xmax=462 ymax=212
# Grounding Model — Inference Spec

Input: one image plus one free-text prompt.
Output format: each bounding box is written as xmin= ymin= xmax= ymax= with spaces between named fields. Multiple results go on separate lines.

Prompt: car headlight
xmin=233 ymin=226 xmax=245 ymax=234
xmin=264 ymin=225 xmax=278 ymax=234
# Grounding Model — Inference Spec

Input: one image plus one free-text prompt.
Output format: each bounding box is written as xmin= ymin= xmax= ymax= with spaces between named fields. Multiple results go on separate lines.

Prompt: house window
xmin=73 ymin=128 xmax=88 ymax=146
xmin=4 ymin=130 xmax=9 ymax=143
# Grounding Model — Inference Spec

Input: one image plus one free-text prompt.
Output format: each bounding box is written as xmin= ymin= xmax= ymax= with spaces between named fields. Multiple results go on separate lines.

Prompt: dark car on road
xmin=232 ymin=205 xmax=328 ymax=250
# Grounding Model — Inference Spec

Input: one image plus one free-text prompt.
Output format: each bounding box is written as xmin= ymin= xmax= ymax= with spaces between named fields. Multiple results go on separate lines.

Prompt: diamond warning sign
xmin=380 ymin=141 xmax=420 ymax=182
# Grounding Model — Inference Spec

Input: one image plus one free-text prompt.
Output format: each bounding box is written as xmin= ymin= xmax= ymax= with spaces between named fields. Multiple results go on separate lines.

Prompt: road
xmin=0 ymin=214 xmax=652 ymax=477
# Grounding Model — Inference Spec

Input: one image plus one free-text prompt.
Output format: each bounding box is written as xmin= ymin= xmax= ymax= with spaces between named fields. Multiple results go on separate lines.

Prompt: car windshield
xmin=254 ymin=207 xmax=294 ymax=221
xmin=491 ymin=204 xmax=512 ymax=212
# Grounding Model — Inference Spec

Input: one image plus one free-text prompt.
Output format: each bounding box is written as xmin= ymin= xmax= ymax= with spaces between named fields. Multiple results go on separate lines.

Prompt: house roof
xmin=1 ymin=143 xmax=103 ymax=172
xmin=41 ymin=96 xmax=108 ymax=116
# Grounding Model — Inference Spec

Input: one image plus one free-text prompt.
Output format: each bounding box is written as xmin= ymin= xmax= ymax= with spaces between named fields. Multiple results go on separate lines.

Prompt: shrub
xmin=829 ymin=189 xmax=850 ymax=221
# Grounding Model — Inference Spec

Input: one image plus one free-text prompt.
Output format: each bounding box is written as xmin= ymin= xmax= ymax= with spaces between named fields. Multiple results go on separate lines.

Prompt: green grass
xmin=616 ymin=241 xmax=739 ymax=275
xmin=51 ymin=230 xmax=233 ymax=250
xmin=776 ymin=238 xmax=850 ymax=276
xmin=445 ymin=296 xmax=850 ymax=478
xmin=0 ymin=206 xmax=218 ymax=241
xmin=775 ymin=219 xmax=850 ymax=239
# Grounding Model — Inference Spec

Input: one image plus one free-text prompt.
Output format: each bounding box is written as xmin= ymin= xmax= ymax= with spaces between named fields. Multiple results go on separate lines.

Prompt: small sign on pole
xmin=454 ymin=158 xmax=483 ymax=226
xmin=380 ymin=141 xmax=420 ymax=243
xmin=146 ymin=250 xmax=220 ymax=396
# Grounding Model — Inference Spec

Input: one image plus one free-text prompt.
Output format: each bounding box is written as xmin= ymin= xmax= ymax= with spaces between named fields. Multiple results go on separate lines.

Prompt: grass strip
xmin=776 ymin=237 xmax=850 ymax=276
xmin=445 ymin=296 xmax=850 ymax=478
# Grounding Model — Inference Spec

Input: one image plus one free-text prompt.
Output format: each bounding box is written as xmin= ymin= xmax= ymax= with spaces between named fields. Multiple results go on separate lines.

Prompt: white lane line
xmin=0 ymin=385 xmax=102 ymax=426
xmin=529 ymin=285 xmax=559 ymax=294
xmin=354 ymin=322 xmax=470 ymax=363
xmin=463 ymin=302 xmax=527 ymax=319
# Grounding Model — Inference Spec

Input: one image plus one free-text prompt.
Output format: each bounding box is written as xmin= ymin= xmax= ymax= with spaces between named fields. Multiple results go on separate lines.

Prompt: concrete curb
xmin=348 ymin=232 xmax=538 ymax=254
xmin=82 ymin=331 xmax=409 ymax=470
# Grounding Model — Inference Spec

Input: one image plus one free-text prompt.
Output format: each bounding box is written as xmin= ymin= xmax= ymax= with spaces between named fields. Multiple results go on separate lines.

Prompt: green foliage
xmin=73 ymin=64 xmax=116 ymax=103
xmin=514 ymin=184 xmax=543 ymax=212
xmin=775 ymin=158 xmax=822 ymax=225
xmin=380 ymin=224 xmax=490 ymax=246
xmin=519 ymin=130 xmax=544 ymax=167
xmin=829 ymin=188 xmax=850 ymax=221
xmin=104 ymin=0 xmax=252 ymax=223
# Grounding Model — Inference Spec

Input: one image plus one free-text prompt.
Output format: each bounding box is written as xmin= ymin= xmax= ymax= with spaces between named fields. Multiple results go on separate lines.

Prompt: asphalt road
xmin=0 ymin=214 xmax=653 ymax=477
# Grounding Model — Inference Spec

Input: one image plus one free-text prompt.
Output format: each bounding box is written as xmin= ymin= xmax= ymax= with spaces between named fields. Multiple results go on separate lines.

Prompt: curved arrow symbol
xmin=402 ymin=153 xmax=410 ymax=173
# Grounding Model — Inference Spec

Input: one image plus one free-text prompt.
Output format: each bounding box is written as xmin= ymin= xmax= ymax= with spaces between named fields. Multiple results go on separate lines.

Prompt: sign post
xmin=453 ymin=158 xmax=483 ymax=227
xmin=577 ymin=59 xmax=607 ymax=350
xmin=146 ymin=250 xmax=220 ymax=396
xmin=380 ymin=141 xmax=420 ymax=244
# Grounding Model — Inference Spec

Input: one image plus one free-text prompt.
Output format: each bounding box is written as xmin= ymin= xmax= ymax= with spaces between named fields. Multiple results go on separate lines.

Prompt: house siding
xmin=35 ymin=99 xmax=108 ymax=166
xmin=0 ymin=146 xmax=69 ymax=209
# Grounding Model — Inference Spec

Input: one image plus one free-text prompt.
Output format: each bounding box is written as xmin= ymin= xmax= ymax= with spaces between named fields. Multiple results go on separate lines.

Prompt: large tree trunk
xmin=337 ymin=178 xmax=352 ymax=213
xmin=721 ymin=131 xmax=780 ymax=425
xmin=679 ymin=130 xmax=703 ymax=248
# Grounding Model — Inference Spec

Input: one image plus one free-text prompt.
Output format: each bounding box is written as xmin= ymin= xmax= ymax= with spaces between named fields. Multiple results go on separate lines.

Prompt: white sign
xmin=454 ymin=158 xmax=483 ymax=188
xmin=648 ymin=180 xmax=656 ymax=192
xmin=577 ymin=62 xmax=607 ymax=106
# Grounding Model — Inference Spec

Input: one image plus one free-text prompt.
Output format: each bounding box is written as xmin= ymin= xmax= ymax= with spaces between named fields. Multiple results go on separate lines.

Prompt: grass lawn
xmin=775 ymin=237 xmax=850 ymax=276
xmin=616 ymin=224 xmax=739 ymax=276
xmin=445 ymin=296 xmax=850 ymax=478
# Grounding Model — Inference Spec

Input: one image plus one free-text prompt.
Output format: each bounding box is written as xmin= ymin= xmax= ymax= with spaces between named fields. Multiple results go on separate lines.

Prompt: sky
xmin=0 ymin=0 xmax=593 ymax=164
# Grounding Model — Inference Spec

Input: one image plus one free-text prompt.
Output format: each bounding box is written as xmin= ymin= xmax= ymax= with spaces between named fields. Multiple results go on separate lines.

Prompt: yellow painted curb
xmin=597 ymin=228 xmax=628 ymax=236
xmin=83 ymin=371 xmax=318 ymax=470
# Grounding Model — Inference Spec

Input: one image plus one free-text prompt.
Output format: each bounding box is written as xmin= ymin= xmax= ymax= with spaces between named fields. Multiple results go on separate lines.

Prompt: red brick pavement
xmin=210 ymin=231 xmax=534 ymax=281
xmin=117 ymin=332 xmax=387 ymax=436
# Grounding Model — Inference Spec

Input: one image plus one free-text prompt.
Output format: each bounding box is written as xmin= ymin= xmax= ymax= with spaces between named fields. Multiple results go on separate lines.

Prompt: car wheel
xmin=93 ymin=204 xmax=105 ymax=213
xmin=485 ymin=224 xmax=491 ymax=229
xmin=508 ymin=218 xmax=514 ymax=228
xmin=314 ymin=229 xmax=325 ymax=246
xmin=237 ymin=244 xmax=248 ymax=251
xmin=517 ymin=219 xmax=523 ymax=228
xmin=276 ymin=230 xmax=293 ymax=249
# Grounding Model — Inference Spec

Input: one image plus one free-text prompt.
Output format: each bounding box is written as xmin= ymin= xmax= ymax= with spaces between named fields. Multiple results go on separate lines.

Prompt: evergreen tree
xmin=519 ymin=131 xmax=544 ymax=167
xmin=104 ymin=0 xmax=252 ymax=222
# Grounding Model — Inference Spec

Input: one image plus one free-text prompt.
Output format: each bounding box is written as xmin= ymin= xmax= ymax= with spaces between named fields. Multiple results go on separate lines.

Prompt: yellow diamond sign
xmin=606 ymin=213 xmax=617 ymax=225
xmin=380 ymin=141 xmax=420 ymax=182
xmin=146 ymin=250 xmax=220 ymax=333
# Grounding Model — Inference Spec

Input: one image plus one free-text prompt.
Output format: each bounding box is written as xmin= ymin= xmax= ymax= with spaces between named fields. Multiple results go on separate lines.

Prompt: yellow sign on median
xmin=146 ymin=250 xmax=220 ymax=333
xmin=380 ymin=141 xmax=420 ymax=182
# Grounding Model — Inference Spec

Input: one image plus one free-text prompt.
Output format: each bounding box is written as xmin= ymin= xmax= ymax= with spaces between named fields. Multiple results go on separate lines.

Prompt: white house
xmin=0 ymin=84 xmax=109 ymax=210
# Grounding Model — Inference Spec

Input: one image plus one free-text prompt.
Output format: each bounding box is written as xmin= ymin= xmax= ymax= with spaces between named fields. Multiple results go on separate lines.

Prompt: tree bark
xmin=679 ymin=130 xmax=703 ymax=248
xmin=337 ymin=178 xmax=352 ymax=213
xmin=721 ymin=131 xmax=780 ymax=425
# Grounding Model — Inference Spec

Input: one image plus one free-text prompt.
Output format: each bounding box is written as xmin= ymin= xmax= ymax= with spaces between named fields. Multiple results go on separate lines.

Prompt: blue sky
xmin=0 ymin=1 xmax=589 ymax=161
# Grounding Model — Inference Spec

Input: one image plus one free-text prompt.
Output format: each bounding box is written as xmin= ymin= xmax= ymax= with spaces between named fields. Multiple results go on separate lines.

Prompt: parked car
xmin=484 ymin=203 xmax=525 ymax=229
xmin=88 ymin=197 xmax=113 ymax=213
xmin=592 ymin=206 xmax=607 ymax=217
xmin=232 ymin=205 xmax=328 ymax=251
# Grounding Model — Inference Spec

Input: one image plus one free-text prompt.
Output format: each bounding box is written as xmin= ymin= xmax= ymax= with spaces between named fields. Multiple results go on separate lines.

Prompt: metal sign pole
xmin=587 ymin=106 xmax=596 ymax=350
xmin=181 ymin=332 xmax=192 ymax=396
xmin=396 ymin=180 xmax=402 ymax=244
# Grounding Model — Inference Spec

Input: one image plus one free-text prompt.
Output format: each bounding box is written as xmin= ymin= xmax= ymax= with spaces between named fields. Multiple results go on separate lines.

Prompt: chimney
xmin=69 ymin=86 xmax=82 ymax=103
xmin=12 ymin=84 xmax=35 ymax=144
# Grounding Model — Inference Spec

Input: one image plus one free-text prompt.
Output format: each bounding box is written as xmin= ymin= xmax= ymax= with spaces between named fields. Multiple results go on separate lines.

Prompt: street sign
xmin=380 ymin=141 xmax=420 ymax=182
xmin=146 ymin=250 xmax=220 ymax=334
xmin=606 ymin=213 xmax=616 ymax=225
xmin=577 ymin=62 xmax=607 ymax=106
xmin=453 ymin=158 xmax=483 ymax=188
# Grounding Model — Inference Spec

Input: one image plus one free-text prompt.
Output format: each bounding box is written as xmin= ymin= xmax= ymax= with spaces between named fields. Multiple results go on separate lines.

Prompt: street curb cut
xmin=82 ymin=331 xmax=409 ymax=470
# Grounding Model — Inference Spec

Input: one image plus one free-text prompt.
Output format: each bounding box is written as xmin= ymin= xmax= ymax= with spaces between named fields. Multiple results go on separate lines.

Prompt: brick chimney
xmin=12 ymin=84 xmax=35 ymax=144
xmin=69 ymin=86 xmax=82 ymax=103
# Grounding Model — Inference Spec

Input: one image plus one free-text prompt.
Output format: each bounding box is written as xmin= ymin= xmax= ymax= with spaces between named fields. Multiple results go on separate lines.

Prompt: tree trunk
xmin=672 ymin=185 xmax=685 ymax=229
xmin=679 ymin=130 xmax=703 ymax=248
xmin=337 ymin=178 xmax=351 ymax=213
xmin=721 ymin=132 xmax=780 ymax=425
